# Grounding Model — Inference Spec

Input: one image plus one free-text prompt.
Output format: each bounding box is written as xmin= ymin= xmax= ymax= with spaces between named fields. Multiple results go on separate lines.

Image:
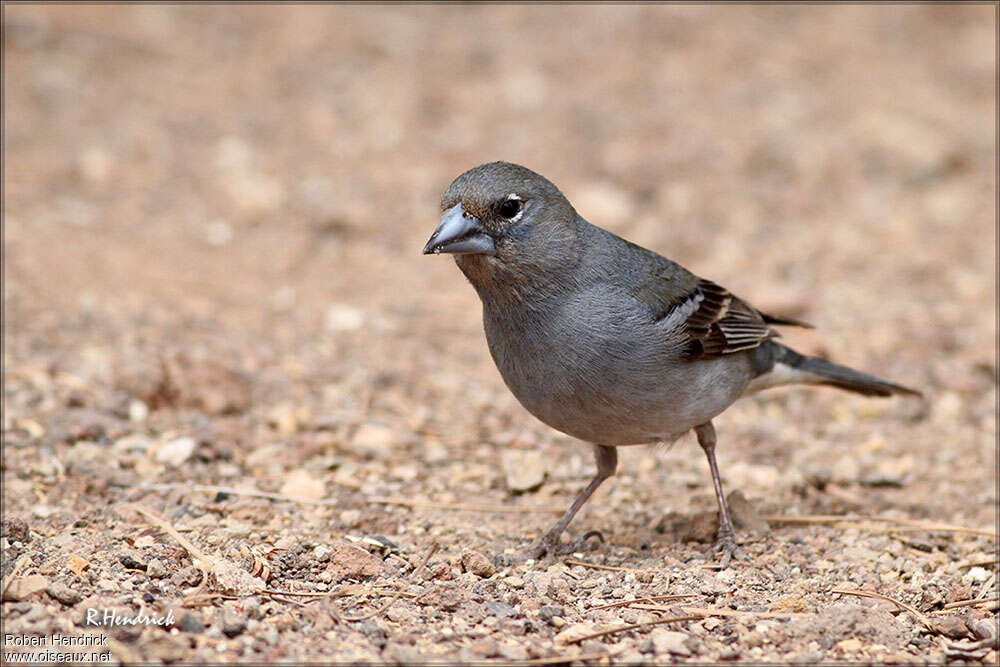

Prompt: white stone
xmin=325 ymin=303 xmax=365 ymax=332
xmin=650 ymin=629 xmax=691 ymax=656
xmin=501 ymin=449 xmax=546 ymax=493
xmin=155 ymin=437 xmax=197 ymax=467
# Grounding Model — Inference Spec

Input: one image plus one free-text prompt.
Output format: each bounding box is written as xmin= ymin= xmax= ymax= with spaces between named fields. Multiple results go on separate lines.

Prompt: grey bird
xmin=423 ymin=161 xmax=919 ymax=566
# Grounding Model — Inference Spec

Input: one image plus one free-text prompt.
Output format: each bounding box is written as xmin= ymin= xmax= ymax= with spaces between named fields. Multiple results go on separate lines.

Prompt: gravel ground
xmin=3 ymin=5 xmax=997 ymax=665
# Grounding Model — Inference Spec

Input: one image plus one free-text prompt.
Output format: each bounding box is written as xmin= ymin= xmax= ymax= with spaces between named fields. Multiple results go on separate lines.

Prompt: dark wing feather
xmin=760 ymin=312 xmax=814 ymax=329
xmin=683 ymin=280 xmax=778 ymax=359
xmin=638 ymin=269 xmax=779 ymax=359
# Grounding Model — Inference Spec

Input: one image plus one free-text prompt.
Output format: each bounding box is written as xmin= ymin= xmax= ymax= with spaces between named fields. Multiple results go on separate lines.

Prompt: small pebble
xmin=502 ymin=449 xmax=546 ymax=493
xmin=220 ymin=607 xmax=247 ymax=637
xmin=554 ymin=622 xmax=602 ymax=645
xmin=171 ymin=566 xmax=203 ymax=588
xmin=146 ymin=559 xmax=167 ymax=579
xmin=930 ymin=615 xmax=969 ymax=639
xmin=46 ymin=582 xmax=82 ymax=605
xmin=966 ymin=566 xmax=990 ymax=583
xmin=128 ymin=399 xmax=149 ymax=422
xmin=470 ymin=638 xmax=499 ymax=657
xmin=499 ymin=643 xmax=528 ymax=661
xmin=539 ymin=605 xmax=564 ymax=624
xmin=968 ymin=618 xmax=996 ymax=641
xmin=2 ymin=518 xmax=30 ymax=543
xmin=485 ymin=601 xmax=516 ymax=618
xmin=718 ymin=646 xmax=741 ymax=660
xmin=325 ymin=303 xmax=365 ymax=332
xmin=119 ymin=553 xmax=147 ymax=570
xmin=461 ymin=550 xmax=496 ymax=578
xmin=155 ymin=437 xmax=197 ymax=467
xmin=324 ymin=543 xmax=383 ymax=581
xmin=242 ymin=597 xmax=261 ymax=620
xmin=619 ymin=649 xmax=647 ymax=665
xmin=179 ymin=612 xmax=204 ymax=634
xmin=651 ymin=629 xmax=692 ymax=656
xmin=836 ymin=638 xmax=863 ymax=654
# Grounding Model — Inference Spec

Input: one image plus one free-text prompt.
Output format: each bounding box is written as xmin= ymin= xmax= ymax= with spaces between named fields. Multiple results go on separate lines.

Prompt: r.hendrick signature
xmin=86 ymin=608 xmax=175 ymax=627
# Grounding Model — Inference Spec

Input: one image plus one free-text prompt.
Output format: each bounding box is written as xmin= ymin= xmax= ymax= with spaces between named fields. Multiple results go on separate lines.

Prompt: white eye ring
xmin=500 ymin=193 xmax=524 ymax=222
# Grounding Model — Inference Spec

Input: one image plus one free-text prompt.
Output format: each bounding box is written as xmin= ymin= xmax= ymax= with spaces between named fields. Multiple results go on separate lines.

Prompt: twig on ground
xmin=661 ymin=605 xmax=810 ymax=619
xmin=178 ymin=592 xmax=238 ymax=606
xmin=563 ymin=559 xmax=631 ymax=572
xmin=350 ymin=589 xmax=417 ymax=601
xmin=890 ymin=527 xmax=999 ymax=536
xmin=830 ymin=588 xmax=933 ymax=630
xmin=268 ymin=594 xmax=307 ymax=607
xmin=764 ymin=514 xmax=998 ymax=537
xmin=138 ymin=484 xmax=340 ymax=506
xmin=138 ymin=483 xmax=559 ymax=513
xmin=122 ymin=503 xmax=268 ymax=603
xmin=566 ymin=614 xmax=704 ymax=644
xmin=263 ymin=587 xmax=417 ymax=603
xmin=976 ymin=573 xmax=997 ymax=600
xmin=1 ymin=555 xmax=32 ymax=600
xmin=369 ymin=496 xmax=559 ymax=514
xmin=888 ymin=534 xmax=937 ymax=553
xmin=122 ymin=504 xmax=221 ymax=597
xmin=121 ymin=504 xmax=212 ymax=562
xmin=941 ymin=596 xmax=1000 ymax=611
xmin=371 ymin=587 xmax=418 ymax=597
xmin=265 ymin=589 xmax=340 ymax=598
xmin=588 ymin=594 xmax=700 ymax=611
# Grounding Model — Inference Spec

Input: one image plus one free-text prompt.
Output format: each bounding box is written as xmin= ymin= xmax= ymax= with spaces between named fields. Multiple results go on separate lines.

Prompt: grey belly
xmin=488 ymin=328 xmax=753 ymax=447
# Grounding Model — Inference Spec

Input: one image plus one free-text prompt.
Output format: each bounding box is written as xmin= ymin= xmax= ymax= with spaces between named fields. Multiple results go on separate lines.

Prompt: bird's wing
xmin=634 ymin=267 xmax=782 ymax=359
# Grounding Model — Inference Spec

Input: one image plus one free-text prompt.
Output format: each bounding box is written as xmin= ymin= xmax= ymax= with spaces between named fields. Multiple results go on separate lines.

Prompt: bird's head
xmin=424 ymin=162 xmax=579 ymax=296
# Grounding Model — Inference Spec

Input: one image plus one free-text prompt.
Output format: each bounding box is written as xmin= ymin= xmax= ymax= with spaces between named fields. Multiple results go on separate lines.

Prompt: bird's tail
xmin=775 ymin=344 xmax=921 ymax=397
xmin=746 ymin=341 xmax=921 ymax=397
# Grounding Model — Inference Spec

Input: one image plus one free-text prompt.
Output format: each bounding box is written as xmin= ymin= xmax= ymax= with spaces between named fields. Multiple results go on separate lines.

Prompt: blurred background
xmin=2 ymin=5 xmax=996 ymax=662
xmin=5 ymin=5 xmax=994 ymax=332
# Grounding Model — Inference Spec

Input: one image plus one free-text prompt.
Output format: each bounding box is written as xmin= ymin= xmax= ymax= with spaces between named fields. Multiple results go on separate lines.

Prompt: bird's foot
xmin=711 ymin=527 xmax=737 ymax=569
xmin=522 ymin=530 xmax=604 ymax=561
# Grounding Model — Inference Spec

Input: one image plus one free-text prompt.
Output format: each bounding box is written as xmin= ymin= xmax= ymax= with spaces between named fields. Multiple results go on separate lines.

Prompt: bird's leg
xmin=694 ymin=421 xmax=737 ymax=568
xmin=525 ymin=445 xmax=617 ymax=559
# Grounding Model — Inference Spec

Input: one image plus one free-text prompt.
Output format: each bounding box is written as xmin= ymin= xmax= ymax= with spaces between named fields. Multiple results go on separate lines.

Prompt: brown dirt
xmin=3 ymin=5 xmax=996 ymax=664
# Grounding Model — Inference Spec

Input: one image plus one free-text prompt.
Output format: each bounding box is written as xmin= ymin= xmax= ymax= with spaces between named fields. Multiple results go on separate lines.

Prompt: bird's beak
xmin=423 ymin=204 xmax=496 ymax=256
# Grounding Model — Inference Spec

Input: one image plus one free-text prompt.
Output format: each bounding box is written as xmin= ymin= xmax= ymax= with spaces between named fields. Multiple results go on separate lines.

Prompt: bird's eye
xmin=498 ymin=197 xmax=523 ymax=220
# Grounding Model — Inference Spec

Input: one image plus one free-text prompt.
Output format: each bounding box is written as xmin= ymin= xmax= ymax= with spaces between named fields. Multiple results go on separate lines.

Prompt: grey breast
xmin=483 ymin=284 xmax=754 ymax=447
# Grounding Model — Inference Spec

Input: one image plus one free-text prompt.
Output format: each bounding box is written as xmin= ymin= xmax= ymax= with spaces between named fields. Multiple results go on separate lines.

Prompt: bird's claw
xmin=522 ymin=530 xmax=604 ymax=561
xmin=712 ymin=528 xmax=737 ymax=569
